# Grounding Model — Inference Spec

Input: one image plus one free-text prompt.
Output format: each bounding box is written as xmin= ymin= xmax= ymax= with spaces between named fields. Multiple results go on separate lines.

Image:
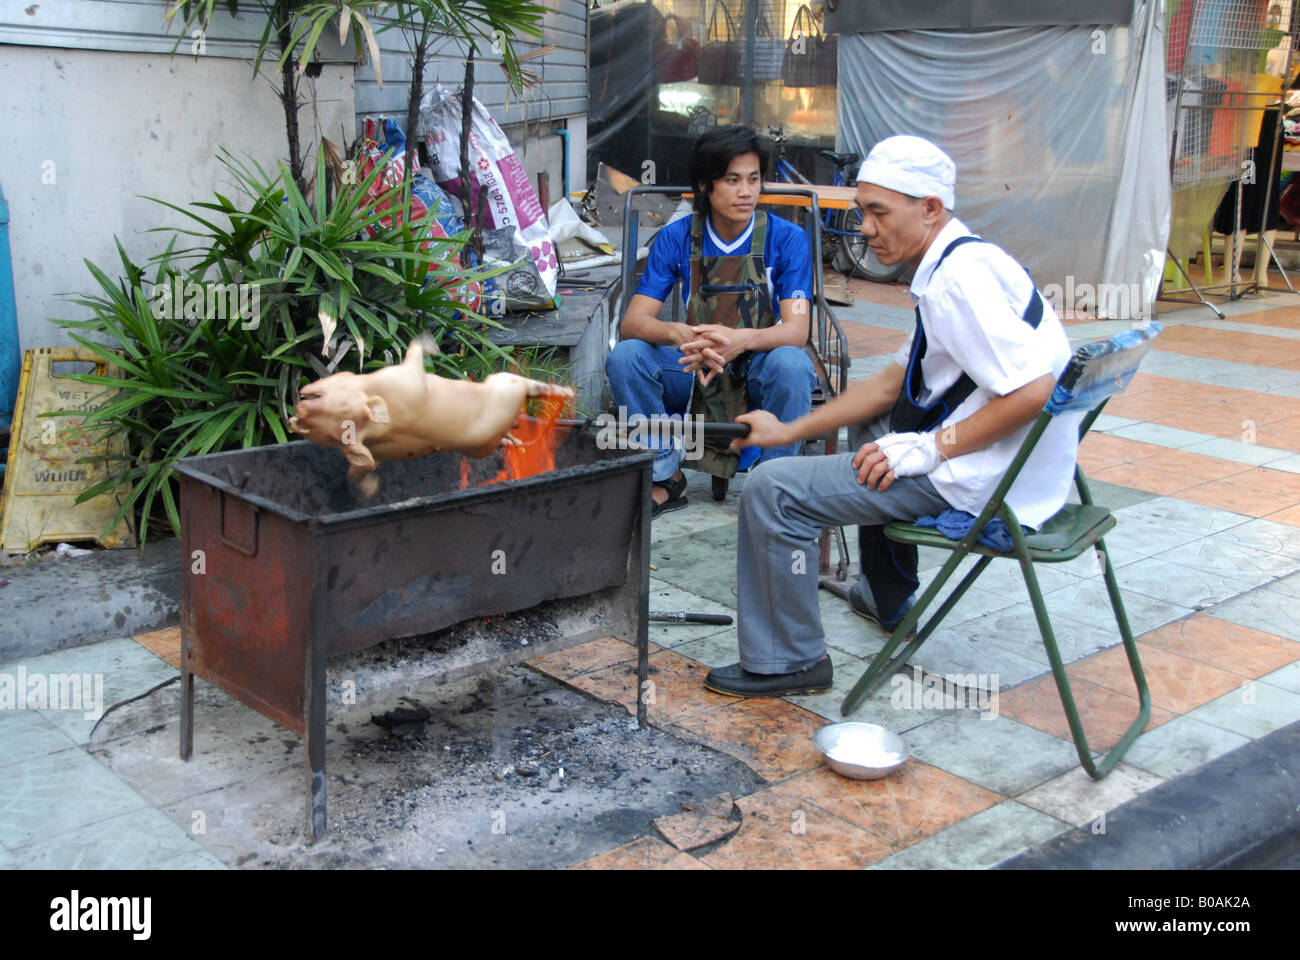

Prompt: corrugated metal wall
xmin=2 ymin=0 xmax=589 ymax=131
xmin=354 ymin=1 xmax=589 ymax=132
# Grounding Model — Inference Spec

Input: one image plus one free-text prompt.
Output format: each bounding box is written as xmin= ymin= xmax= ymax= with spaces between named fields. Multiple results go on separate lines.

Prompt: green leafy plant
xmin=52 ymin=144 xmax=518 ymax=544
xmin=165 ymin=0 xmax=388 ymax=194
xmin=381 ymin=0 xmax=547 ymax=173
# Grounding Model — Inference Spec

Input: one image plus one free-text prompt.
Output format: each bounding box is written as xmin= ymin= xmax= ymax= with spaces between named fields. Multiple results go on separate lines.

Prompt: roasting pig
xmin=288 ymin=338 xmax=574 ymax=496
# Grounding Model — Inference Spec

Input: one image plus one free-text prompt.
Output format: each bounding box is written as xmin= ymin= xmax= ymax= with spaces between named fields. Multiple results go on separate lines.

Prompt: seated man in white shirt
xmin=703 ymin=135 xmax=1083 ymax=698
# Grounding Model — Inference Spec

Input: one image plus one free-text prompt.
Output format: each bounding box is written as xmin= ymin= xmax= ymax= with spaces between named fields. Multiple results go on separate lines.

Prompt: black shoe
xmin=848 ymin=581 xmax=915 ymax=636
xmin=703 ymin=655 xmax=833 ymax=697
xmin=651 ymin=472 xmax=689 ymax=519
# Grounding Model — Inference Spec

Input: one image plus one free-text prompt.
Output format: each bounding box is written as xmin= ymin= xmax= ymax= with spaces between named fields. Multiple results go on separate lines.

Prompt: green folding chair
xmin=841 ymin=322 xmax=1162 ymax=780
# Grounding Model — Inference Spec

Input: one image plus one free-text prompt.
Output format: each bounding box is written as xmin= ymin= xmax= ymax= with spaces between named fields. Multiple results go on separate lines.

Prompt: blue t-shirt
xmin=634 ymin=212 xmax=812 ymax=322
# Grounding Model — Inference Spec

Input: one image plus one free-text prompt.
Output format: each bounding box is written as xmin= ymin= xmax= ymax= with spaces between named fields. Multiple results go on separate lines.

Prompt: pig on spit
xmin=288 ymin=337 xmax=574 ymax=497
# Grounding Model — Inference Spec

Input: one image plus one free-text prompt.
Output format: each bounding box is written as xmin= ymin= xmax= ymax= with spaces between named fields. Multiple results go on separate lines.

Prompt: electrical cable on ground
xmin=88 ymin=675 xmax=180 ymax=742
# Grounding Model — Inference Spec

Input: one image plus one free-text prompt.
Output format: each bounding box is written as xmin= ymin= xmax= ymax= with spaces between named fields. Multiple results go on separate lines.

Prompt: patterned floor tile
xmin=867 ymin=800 xmax=1072 ymax=870
xmin=650 ymin=524 xmax=740 ymax=609
xmin=1108 ymin=422 xmax=1228 ymax=451
xmin=1151 ymin=534 xmax=1300 ymax=587
xmin=1136 ymin=614 xmax=1300 ymax=678
xmin=1068 ymin=478 xmax=1159 ymax=511
xmin=997 ymin=673 xmax=1174 ymax=752
xmin=2 ymin=804 xmax=221 ymax=869
xmin=1264 ymin=502 xmax=1300 ymax=527
xmin=0 ymin=708 xmax=81 ymax=769
xmin=1180 ymin=679 xmax=1300 ymax=740
xmin=570 ymin=834 xmax=709 ymax=870
xmin=1039 ymin=577 xmax=1193 ymax=638
xmin=1090 ymin=460 xmax=1204 ymax=495
xmin=667 ymin=697 xmax=827 ymax=783
xmin=1152 ymin=326 xmax=1300 ymax=369
xmin=1077 ymin=433 xmax=1164 ymax=472
xmin=1110 ymin=497 xmax=1251 ymax=555
xmin=901 ymin=712 xmax=1081 ymax=795
xmin=561 ymin=649 xmax=740 ymax=724
xmin=954 ymin=602 xmax=1115 ymax=669
xmin=700 ymin=786 xmax=895 ymax=869
xmin=1209 ymin=517 xmax=1300 ymax=560
xmin=0 ymin=748 xmax=151 ymax=850
xmin=1181 ymin=436 xmax=1296 ymax=467
xmin=133 ymin=627 xmax=182 ymax=668
xmin=529 ymin=636 xmax=661 ymax=682
xmin=1110 ymin=555 xmax=1258 ymax=609
xmin=1015 ymin=762 xmax=1165 ymax=827
xmin=1068 ymin=643 xmax=1244 ymax=715
xmin=1118 ymin=713 xmax=1251 ymax=779
xmin=1175 ymin=466 xmax=1300 ymax=517
xmin=779 ymin=761 xmax=1001 ymax=851
xmin=1258 ymin=660 xmax=1300 ymax=695
xmin=1254 ymin=414 xmax=1300 ymax=451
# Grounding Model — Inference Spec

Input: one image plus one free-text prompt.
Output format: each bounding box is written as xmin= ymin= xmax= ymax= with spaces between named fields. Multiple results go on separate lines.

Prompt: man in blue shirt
xmin=606 ymin=125 xmax=816 ymax=517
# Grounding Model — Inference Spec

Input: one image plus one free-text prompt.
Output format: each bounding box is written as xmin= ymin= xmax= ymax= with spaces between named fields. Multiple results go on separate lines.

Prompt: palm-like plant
xmin=54 ymin=145 xmax=513 ymax=543
xmin=165 ymin=0 xmax=389 ymax=194
xmin=383 ymin=0 xmax=547 ymax=175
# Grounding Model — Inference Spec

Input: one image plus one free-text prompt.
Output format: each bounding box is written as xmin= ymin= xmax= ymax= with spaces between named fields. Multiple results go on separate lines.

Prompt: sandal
xmin=651 ymin=472 xmax=689 ymax=519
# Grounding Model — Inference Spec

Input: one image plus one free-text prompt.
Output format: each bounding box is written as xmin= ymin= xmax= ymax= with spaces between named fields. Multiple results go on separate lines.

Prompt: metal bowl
xmin=813 ymin=722 xmax=908 ymax=780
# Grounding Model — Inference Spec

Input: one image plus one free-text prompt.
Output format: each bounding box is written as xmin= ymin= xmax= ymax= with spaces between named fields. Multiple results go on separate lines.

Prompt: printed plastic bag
xmin=357 ymin=117 xmax=482 ymax=313
xmin=419 ymin=87 xmax=559 ymax=307
xmin=480 ymin=226 xmax=553 ymax=316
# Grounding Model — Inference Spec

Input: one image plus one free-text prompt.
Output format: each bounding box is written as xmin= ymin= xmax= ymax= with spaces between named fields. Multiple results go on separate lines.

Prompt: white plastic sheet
xmin=836 ymin=0 xmax=1169 ymax=320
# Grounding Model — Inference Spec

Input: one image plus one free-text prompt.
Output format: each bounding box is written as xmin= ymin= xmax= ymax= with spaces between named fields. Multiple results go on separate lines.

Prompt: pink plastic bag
xmin=419 ymin=88 xmax=558 ymax=308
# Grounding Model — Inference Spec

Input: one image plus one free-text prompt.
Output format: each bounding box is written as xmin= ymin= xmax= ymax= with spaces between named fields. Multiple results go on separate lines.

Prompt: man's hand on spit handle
xmin=731 ymin=410 xmax=791 ymax=450
xmin=732 ymin=411 xmax=903 ymax=493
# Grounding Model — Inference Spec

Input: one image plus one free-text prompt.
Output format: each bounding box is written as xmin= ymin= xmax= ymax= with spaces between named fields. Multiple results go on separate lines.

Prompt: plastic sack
xmin=357 ymin=117 xmax=482 ymax=313
xmin=480 ymin=227 xmax=554 ymax=316
xmin=419 ymin=87 xmax=559 ymax=306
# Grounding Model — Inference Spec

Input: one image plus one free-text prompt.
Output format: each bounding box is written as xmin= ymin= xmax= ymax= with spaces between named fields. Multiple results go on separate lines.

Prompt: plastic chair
xmin=840 ymin=322 xmax=1163 ymax=780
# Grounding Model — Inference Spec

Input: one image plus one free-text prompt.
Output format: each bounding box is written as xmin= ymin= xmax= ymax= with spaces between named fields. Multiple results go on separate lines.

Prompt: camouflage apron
xmin=686 ymin=212 xmax=776 ymax=478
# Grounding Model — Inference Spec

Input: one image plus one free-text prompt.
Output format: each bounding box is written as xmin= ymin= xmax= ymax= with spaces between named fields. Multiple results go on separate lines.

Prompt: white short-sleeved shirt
xmin=891 ymin=218 xmax=1082 ymax=529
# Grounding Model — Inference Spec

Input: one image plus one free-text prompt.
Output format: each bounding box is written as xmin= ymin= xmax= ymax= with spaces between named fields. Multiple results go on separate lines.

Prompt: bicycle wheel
xmin=836 ymin=206 xmax=905 ymax=283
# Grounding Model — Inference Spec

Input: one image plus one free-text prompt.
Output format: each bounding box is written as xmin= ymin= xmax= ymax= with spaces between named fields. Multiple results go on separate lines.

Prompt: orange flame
xmin=458 ymin=393 xmax=573 ymax=489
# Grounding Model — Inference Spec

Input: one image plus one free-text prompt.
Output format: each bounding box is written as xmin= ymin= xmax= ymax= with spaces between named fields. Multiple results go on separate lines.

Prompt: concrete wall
xmin=0 ymin=0 xmax=590 ymax=350
xmin=354 ymin=0 xmax=589 ymax=128
xmin=0 ymin=45 xmax=354 ymax=350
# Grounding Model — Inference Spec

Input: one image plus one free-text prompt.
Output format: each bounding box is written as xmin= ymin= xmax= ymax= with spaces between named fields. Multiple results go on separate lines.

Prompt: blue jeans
xmin=605 ymin=340 xmax=816 ymax=482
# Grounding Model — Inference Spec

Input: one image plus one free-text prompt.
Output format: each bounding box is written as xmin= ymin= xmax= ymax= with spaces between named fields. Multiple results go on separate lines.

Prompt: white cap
xmin=856 ymin=135 xmax=956 ymax=210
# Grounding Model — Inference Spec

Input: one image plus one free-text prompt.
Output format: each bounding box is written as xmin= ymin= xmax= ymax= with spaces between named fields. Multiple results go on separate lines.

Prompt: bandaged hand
xmin=874 ymin=431 xmax=943 ymax=477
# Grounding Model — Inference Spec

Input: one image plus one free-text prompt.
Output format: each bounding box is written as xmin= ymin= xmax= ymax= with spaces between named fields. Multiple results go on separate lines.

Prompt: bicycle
xmin=767 ymin=127 xmax=905 ymax=284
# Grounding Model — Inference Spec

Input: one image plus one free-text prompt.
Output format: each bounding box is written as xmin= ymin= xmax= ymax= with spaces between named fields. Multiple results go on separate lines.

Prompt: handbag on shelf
xmin=783 ymin=3 xmax=837 ymax=88
xmin=655 ymin=13 xmax=700 ymax=84
xmin=697 ymin=0 xmax=741 ymax=87
xmin=740 ymin=1 xmax=784 ymax=83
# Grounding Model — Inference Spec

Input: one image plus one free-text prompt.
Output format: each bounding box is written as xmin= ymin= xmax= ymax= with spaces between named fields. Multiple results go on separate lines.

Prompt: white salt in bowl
xmin=813 ymin=722 xmax=908 ymax=780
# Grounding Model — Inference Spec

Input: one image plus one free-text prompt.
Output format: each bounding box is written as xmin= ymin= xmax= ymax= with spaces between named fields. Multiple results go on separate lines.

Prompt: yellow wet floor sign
xmin=0 ymin=347 xmax=136 ymax=554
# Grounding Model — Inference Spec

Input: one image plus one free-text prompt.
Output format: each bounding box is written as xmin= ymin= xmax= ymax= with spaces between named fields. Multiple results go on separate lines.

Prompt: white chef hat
xmin=856 ymin=135 xmax=956 ymax=210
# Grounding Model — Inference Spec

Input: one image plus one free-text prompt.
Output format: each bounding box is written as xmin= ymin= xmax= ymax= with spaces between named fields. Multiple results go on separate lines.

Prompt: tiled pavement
xmin=551 ymin=279 xmax=1300 ymax=869
xmin=2 ymin=277 xmax=1298 ymax=869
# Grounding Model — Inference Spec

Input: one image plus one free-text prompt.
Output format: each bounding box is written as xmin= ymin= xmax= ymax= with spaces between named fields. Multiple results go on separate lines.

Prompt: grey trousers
xmin=735 ymin=416 xmax=951 ymax=673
